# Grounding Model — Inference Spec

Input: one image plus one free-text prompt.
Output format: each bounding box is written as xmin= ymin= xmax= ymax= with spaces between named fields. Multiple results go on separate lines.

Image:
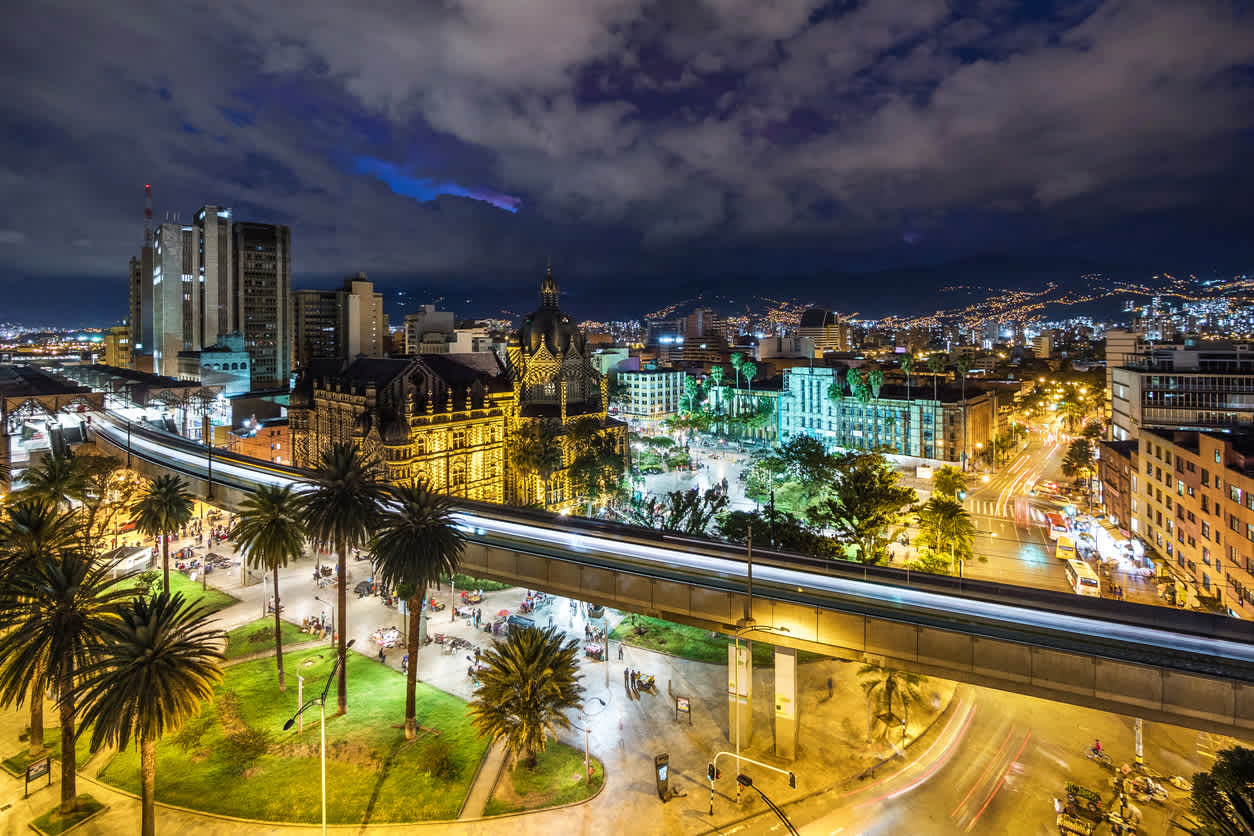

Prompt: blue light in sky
xmin=352 ymin=156 xmax=520 ymax=213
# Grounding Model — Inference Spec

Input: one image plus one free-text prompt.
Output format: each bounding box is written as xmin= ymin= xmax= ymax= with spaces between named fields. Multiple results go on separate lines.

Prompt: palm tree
xmin=900 ymin=354 xmax=914 ymax=402
xmin=468 ymin=625 xmax=583 ymax=769
xmin=370 ymin=481 xmax=465 ymax=739
xmin=0 ymin=551 xmax=133 ymax=813
xmin=709 ymin=366 xmax=724 ymax=414
xmin=20 ymin=453 xmax=88 ymax=510
xmin=858 ymin=663 xmax=926 ymax=742
xmin=928 ymin=353 xmax=946 ymax=402
xmin=129 ymin=475 xmax=195 ymax=593
xmin=743 ymin=361 xmax=757 ymax=395
xmin=914 ymin=495 xmax=976 ymax=575
xmin=76 ymin=593 xmax=225 ymax=836
xmin=730 ymin=352 xmax=745 ymax=389
xmin=508 ymin=421 xmax=563 ymax=508
xmin=0 ymin=498 xmax=82 ymax=756
xmin=299 ymin=442 xmax=385 ymax=715
xmin=231 ymin=484 xmax=306 ymax=692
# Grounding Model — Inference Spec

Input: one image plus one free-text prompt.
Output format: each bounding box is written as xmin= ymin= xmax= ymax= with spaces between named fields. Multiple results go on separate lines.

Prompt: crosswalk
xmin=968 ymin=500 xmax=1002 ymax=518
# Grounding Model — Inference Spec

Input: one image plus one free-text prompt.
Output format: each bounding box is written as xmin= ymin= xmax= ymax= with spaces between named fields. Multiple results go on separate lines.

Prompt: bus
xmin=1056 ymin=535 xmax=1076 ymax=561
xmin=1045 ymin=511 xmax=1069 ymax=540
xmin=1064 ymin=558 xmax=1101 ymax=597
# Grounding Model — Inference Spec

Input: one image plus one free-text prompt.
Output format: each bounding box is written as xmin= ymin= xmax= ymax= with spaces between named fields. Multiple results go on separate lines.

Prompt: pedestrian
xmin=402 ymin=653 xmax=409 ymax=675
xmin=624 ymin=667 xmax=629 ymax=689
xmin=827 ymin=676 xmax=833 ymax=699
xmin=631 ymin=669 xmax=638 ymax=691
xmin=617 ymin=643 xmax=624 ymax=661
xmin=474 ymin=646 xmax=481 ymax=662
xmin=378 ymin=647 xmax=386 ymax=664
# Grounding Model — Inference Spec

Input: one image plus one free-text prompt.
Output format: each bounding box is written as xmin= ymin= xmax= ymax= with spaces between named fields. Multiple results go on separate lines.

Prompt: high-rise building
xmin=232 ymin=222 xmax=291 ymax=390
xmin=339 ymin=273 xmax=387 ymax=360
xmin=290 ymin=274 xmax=387 ymax=370
xmin=291 ymin=289 xmax=341 ymax=370
xmin=796 ymin=309 xmax=850 ymax=353
xmin=127 ymin=251 xmax=153 ymax=363
xmin=151 ymin=221 xmax=195 ymax=377
xmin=193 ymin=206 xmax=233 ymax=346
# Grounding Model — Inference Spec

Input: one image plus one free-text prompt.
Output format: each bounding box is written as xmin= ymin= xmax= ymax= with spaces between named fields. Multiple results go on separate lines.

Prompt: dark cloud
xmin=0 ymin=0 xmax=1252 ymax=322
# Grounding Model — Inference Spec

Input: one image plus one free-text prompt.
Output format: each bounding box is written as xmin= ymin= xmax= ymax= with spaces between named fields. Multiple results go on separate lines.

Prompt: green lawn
xmin=4 ymin=724 xmax=99 ymax=777
xmin=441 ymin=574 xmax=512 ymax=593
xmin=112 ymin=569 xmax=238 ymax=614
xmin=97 ymin=646 xmax=488 ymax=823
xmin=483 ymin=743 xmax=603 ymax=815
xmin=31 ymin=794 xmax=105 ymax=836
xmin=225 ymin=618 xmax=310 ymax=660
xmin=612 ymin=615 xmax=827 ymax=667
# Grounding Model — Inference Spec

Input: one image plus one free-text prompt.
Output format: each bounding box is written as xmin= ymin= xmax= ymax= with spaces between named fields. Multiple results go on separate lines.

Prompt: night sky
xmin=1 ymin=0 xmax=1252 ymax=324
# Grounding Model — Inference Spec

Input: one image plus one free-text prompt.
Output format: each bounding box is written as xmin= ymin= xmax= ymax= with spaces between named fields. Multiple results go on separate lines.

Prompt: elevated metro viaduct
xmin=88 ymin=413 xmax=1254 ymax=752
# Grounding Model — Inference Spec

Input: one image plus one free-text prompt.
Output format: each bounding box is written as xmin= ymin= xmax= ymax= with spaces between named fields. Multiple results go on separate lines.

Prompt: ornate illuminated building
xmin=506 ymin=269 xmax=628 ymax=508
xmin=289 ymin=354 xmax=512 ymax=502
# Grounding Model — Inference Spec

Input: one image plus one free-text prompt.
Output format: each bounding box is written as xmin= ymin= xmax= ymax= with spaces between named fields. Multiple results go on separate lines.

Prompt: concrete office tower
xmin=404 ymin=304 xmax=456 ymax=353
xmin=291 ymin=288 xmax=341 ymax=371
xmin=152 ymin=221 xmax=195 ymax=377
xmin=193 ymin=205 xmax=233 ymax=346
xmin=232 ymin=222 xmax=292 ymax=390
xmin=341 ymin=273 xmax=387 ymax=360
xmin=290 ymin=274 xmax=387 ymax=369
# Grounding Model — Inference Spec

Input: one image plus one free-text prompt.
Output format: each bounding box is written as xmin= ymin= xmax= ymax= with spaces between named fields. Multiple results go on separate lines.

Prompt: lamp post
xmin=282 ymin=639 xmax=354 ymax=836
xmin=578 ymin=697 xmax=607 ymax=782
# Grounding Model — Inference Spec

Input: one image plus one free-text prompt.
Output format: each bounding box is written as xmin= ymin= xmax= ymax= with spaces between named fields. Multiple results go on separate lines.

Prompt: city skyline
xmin=2 ymin=0 xmax=1253 ymax=325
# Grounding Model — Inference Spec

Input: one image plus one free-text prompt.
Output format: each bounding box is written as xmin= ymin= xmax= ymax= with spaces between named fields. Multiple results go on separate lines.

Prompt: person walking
xmin=378 ymin=647 xmax=386 ymax=664
xmin=624 ymin=667 xmax=629 ymax=689
xmin=827 ymin=676 xmax=834 ymax=699
xmin=617 ymin=643 xmax=624 ymax=661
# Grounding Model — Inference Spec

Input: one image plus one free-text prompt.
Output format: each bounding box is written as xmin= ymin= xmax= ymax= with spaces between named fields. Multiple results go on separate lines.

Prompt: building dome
xmin=517 ymin=268 xmax=585 ymax=356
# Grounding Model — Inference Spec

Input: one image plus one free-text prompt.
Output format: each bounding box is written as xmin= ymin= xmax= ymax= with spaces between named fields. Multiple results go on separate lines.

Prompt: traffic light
xmin=788 ymin=772 xmax=796 ymax=789
xmin=737 ymin=774 xmax=753 ymax=788
xmin=707 ymin=763 xmax=716 ymax=781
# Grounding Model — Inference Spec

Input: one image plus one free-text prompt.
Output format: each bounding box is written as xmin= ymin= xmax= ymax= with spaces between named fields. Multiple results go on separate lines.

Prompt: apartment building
xmin=1134 ymin=428 xmax=1254 ymax=615
xmin=618 ymin=370 xmax=686 ymax=419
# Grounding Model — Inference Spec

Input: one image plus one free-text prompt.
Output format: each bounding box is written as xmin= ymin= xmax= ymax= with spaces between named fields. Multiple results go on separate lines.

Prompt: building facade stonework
xmin=505 ymin=270 xmax=628 ymax=509
xmin=289 ymin=354 xmax=512 ymax=503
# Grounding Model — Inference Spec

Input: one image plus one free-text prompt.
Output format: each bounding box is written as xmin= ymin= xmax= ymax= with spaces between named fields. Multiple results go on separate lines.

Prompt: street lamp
xmin=282 ymin=639 xmax=354 ymax=836
xmin=577 ymin=696 xmax=607 ymax=782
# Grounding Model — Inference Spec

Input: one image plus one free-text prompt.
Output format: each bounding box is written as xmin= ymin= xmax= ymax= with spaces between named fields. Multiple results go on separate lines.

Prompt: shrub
xmin=222 ymin=727 xmax=271 ymax=775
xmin=417 ymin=740 xmax=458 ymax=780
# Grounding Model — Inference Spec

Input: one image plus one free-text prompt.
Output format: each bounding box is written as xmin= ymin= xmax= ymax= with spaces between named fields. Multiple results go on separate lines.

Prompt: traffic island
xmin=1 ymin=746 xmax=49 ymax=777
xmin=30 ymin=794 xmax=106 ymax=836
xmin=93 ymin=646 xmax=488 ymax=823
xmin=483 ymin=743 xmax=605 ymax=815
xmin=611 ymin=615 xmax=827 ymax=666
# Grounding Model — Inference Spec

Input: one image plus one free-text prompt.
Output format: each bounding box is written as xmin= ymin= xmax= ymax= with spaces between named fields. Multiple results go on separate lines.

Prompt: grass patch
xmin=2 ymin=747 xmax=49 ymax=776
xmin=225 ymin=618 xmax=309 ymax=660
xmin=612 ymin=615 xmax=828 ymax=667
xmin=113 ymin=569 xmax=238 ymax=614
xmin=441 ymin=574 xmax=511 ymax=593
xmin=97 ymin=646 xmax=488 ymax=823
xmin=483 ymin=742 xmax=602 ymax=815
xmin=31 ymin=794 xmax=105 ymax=836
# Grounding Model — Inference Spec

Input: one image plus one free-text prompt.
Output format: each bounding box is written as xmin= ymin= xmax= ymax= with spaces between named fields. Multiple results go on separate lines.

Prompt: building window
xmin=1203 ymin=521 xmax=1211 ymax=540
xmin=1232 ymin=485 xmax=1244 ymax=504
xmin=1216 ymin=450 xmax=1222 ymax=464
xmin=1202 ymin=469 xmax=1210 ymax=486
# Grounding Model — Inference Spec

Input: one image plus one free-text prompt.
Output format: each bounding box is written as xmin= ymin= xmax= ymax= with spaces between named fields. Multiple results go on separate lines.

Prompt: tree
xmin=370 ymin=481 xmax=465 ymax=739
xmin=716 ymin=510 xmax=834 ymax=557
xmin=914 ymin=496 xmax=976 ymax=575
xmin=626 ymin=487 xmax=727 ymax=535
xmin=1176 ymin=746 xmax=1254 ymax=835
xmin=709 ymin=366 xmax=725 ymax=415
xmin=900 ymin=353 xmax=914 ymax=402
xmin=1062 ymin=439 xmax=1094 ymax=480
xmin=812 ymin=452 xmax=917 ymax=564
xmin=76 ymin=593 xmax=224 ymax=836
xmin=0 ymin=498 xmax=81 ymax=756
xmin=730 ymin=352 xmax=745 ymax=389
xmin=19 ymin=452 xmax=88 ymax=511
xmin=931 ymin=464 xmax=966 ymax=499
xmin=129 ymin=474 xmax=195 ymax=593
xmin=0 ymin=551 xmax=133 ymax=812
xmin=568 ymin=432 xmax=625 ymax=515
xmin=508 ymin=420 xmax=563 ymax=508
xmin=231 ymin=484 xmax=305 ymax=692
xmin=858 ymin=664 xmax=926 ymax=741
xmin=928 ymin=353 xmax=946 ymax=402
xmin=742 ymin=362 xmax=757 ymax=394
xmin=72 ymin=453 xmax=141 ymax=553
xmin=468 ymin=625 xmax=583 ymax=769
xmin=299 ymin=442 xmax=385 ymax=715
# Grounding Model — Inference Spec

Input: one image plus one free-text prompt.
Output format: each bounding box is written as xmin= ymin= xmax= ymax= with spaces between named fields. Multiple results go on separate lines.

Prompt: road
xmin=720 ymin=686 xmax=1224 ymax=835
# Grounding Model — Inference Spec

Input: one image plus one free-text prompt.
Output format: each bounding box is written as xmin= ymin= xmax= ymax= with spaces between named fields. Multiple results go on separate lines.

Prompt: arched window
xmin=451 ymin=461 xmax=466 ymax=488
xmin=452 ymin=429 xmax=466 ymax=450
xmin=414 ymin=436 xmax=427 ymax=456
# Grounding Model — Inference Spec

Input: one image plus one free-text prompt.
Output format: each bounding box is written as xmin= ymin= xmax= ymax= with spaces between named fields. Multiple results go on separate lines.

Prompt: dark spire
xmin=540 ymin=261 xmax=559 ymax=309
